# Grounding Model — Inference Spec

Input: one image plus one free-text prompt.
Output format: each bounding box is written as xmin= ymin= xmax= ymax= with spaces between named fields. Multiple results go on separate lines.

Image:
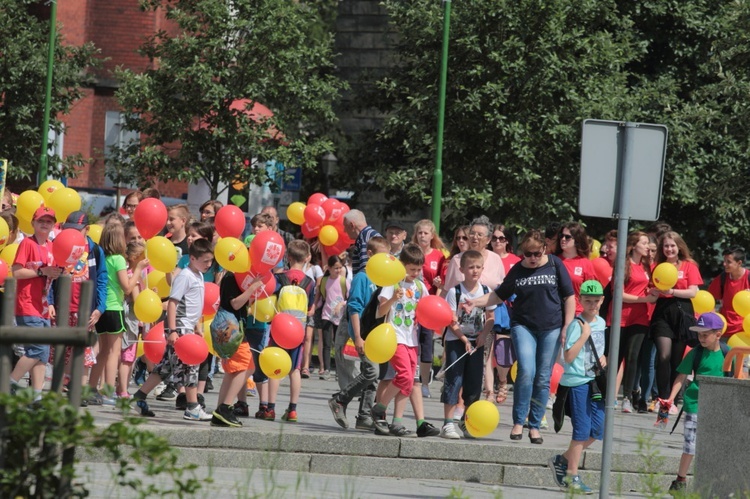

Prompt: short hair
xmin=189 ymin=238 xmax=213 ymax=258
xmin=100 ymin=223 xmax=126 ymax=256
xmin=142 ymin=187 xmax=161 ymax=199
xmin=460 ymin=250 xmax=484 ymax=267
xmin=251 ymin=213 xmax=274 ymax=228
xmin=519 ymin=229 xmax=546 ymax=252
xmin=188 ymin=221 xmax=214 ymax=241
xmin=343 ymin=209 xmax=366 ymax=226
xmin=604 ymin=229 xmax=617 ymax=242
xmin=367 ymin=235 xmax=389 ymax=254
xmin=122 ymin=190 xmax=143 ymax=208
xmin=168 ymin=204 xmax=190 ymax=222
xmin=287 ymin=239 xmax=311 ymax=264
xmin=723 ymin=246 xmax=746 ymax=263
xmin=399 ymin=243 xmax=424 ymax=267
xmin=469 ymin=215 xmax=493 ymax=237
xmin=545 ymin=222 xmax=562 ymax=240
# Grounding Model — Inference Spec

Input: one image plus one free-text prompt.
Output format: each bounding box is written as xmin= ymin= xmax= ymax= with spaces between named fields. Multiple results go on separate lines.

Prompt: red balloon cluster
xmin=143 ymin=322 xmax=167 ymax=363
xmin=133 ymin=198 xmax=168 ymax=240
xmin=415 ymin=295 xmax=454 ymax=331
xmin=174 ymin=334 xmax=209 ymax=365
xmin=249 ymin=231 xmax=286 ymax=274
xmin=203 ymin=282 xmax=220 ymax=316
xmin=290 ymin=192 xmax=353 ymax=258
xmin=270 ymin=312 xmax=305 ymax=349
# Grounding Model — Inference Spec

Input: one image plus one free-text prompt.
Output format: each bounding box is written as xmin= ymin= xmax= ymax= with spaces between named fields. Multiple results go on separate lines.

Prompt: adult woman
xmin=649 ymin=231 xmax=702 ymax=413
xmin=121 ymin=190 xmax=143 ymax=219
xmin=556 ymin=222 xmax=596 ymax=315
xmin=490 ymin=224 xmax=520 ymax=275
xmin=443 ymin=216 xmax=504 ymax=292
xmin=612 ymin=231 xmax=656 ymax=413
xmin=199 ymin=200 xmax=223 ymax=221
xmin=441 ymin=226 xmax=469 ymax=283
xmin=469 ymin=230 xmax=574 ymax=444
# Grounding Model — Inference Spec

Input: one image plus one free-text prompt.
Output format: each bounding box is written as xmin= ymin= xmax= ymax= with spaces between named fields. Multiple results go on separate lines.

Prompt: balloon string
xmin=442 ymin=348 xmax=474 ymax=373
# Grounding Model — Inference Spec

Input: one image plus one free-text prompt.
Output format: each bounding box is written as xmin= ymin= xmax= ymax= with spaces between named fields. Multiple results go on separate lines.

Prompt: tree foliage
xmin=0 ymin=0 xmax=99 ymax=182
xmin=113 ymin=0 xmax=346 ymax=198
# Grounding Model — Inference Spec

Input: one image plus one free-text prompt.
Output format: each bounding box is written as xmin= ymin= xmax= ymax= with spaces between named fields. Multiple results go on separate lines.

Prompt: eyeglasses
xmin=125 ymin=204 xmax=138 ymax=209
xmin=491 ymin=235 xmax=506 ymax=242
xmin=523 ymin=250 xmax=543 ymax=258
xmin=468 ymin=231 xmax=488 ymax=238
xmin=455 ymin=235 xmax=468 ymax=241
xmin=560 ymin=234 xmax=573 ymax=241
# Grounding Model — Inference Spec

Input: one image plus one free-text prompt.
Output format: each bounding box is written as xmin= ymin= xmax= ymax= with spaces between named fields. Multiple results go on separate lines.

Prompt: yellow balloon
xmin=202 ymin=316 xmax=217 ymax=357
xmin=0 ymin=243 xmax=19 ymax=266
xmin=652 ymin=263 xmax=678 ymax=291
xmin=16 ymin=190 xmax=44 ymax=221
xmin=215 ymin=237 xmax=250 ymax=273
xmin=145 ymin=236 xmax=177 ymax=273
xmin=510 ymin=361 xmax=518 ymax=382
xmin=716 ymin=312 xmax=728 ymax=334
xmin=691 ymin=290 xmax=715 ymax=315
xmin=318 ymin=225 xmax=338 ymax=246
xmin=259 ymin=346 xmax=292 ymax=380
xmin=87 ymin=224 xmax=103 ymax=244
xmin=17 ymin=216 xmax=33 ymax=235
xmin=464 ymin=400 xmax=500 ymax=438
xmin=589 ymin=239 xmax=601 ymax=260
xmin=286 ymin=202 xmax=306 ymax=226
xmin=743 ymin=314 xmax=750 ymax=334
xmin=733 ymin=290 xmax=750 ymax=318
xmin=728 ymin=332 xmax=750 ymax=349
xmin=136 ymin=339 xmax=145 ymax=358
xmin=134 ymin=289 xmax=163 ymax=323
xmin=47 ymin=187 xmax=81 ymax=223
xmin=147 ymin=270 xmax=171 ymax=298
xmin=0 ymin=217 xmax=9 ymax=250
xmin=364 ymin=323 xmax=397 ymax=363
xmin=38 ymin=179 xmax=64 ymax=203
xmin=252 ymin=295 xmax=277 ymax=322
xmin=365 ymin=253 xmax=406 ymax=287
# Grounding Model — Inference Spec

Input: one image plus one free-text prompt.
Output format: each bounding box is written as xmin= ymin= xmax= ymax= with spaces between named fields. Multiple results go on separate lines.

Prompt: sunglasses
xmin=456 ymin=235 xmax=468 ymax=241
xmin=560 ymin=234 xmax=573 ymax=240
xmin=524 ymin=250 xmax=544 ymax=258
xmin=491 ymin=235 xmax=506 ymax=242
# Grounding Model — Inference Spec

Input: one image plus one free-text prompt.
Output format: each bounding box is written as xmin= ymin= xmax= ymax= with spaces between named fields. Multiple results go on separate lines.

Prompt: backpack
xmin=454 ymin=283 xmax=490 ymax=336
xmin=359 ymin=286 xmax=383 ymax=340
xmin=319 ymin=275 xmax=348 ymax=302
xmin=276 ymin=272 xmax=315 ymax=326
xmin=209 ymin=308 xmax=244 ymax=359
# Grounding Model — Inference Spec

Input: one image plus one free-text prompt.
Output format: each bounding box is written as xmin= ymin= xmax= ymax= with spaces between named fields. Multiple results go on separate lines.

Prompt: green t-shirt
xmin=104 ymin=254 xmax=128 ymax=311
xmin=677 ymin=347 xmax=726 ymax=414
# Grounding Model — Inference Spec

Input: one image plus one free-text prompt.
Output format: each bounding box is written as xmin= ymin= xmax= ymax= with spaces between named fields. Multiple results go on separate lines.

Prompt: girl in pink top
xmin=318 ymin=255 xmax=351 ymax=379
xmin=556 ymin=222 xmax=596 ymax=315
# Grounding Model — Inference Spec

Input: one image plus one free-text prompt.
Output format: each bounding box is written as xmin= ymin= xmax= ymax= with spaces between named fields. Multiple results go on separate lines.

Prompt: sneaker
xmin=154 ymin=382 xmax=166 ymax=397
xmin=263 ymin=408 xmax=276 ymax=421
xmin=388 ymin=424 xmax=412 ymax=437
xmin=669 ymin=479 xmax=687 ymax=494
xmin=86 ymin=392 xmax=103 ymax=406
xmin=648 ymin=399 xmax=657 ymax=413
xmin=421 ymin=384 xmax=431 ymax=398
xmin=233 ymin=400 xmax=250 ymax=417
xmin=637 ymin=398 xmax=649 ymax=414
xmin=319 ymin=370 xmax=328 ymax=380
xmin=417 ymin=421 xmax=440 ymax=438
xmin=156 ymin=384 xmax=177 ymax=401
xmin=254 ymin=407 xmax=269 ymax=419
xmin=546 ymin=395 xmax=555 ymax=410
xmin=622 ymin=399 xmax=633 ymax=414
xmin=246 ymin=379 xmax=257 ymax=397
xmin=175 ymin=393 xmax=188 ymax=411
xmin=134 ymin=399 xmax=155 ymax=417
xmin=328 ymin=397 xmax=349 ymax=429
xmin=548 ymin=454 xmax=568 ymax=488
xmin=212 ymin=405 xmax=242 ymax=427
xmin=210 ymin=415 xmax=231 ymax=427
xmin=281 ymin=409 xmax=298 ymax=422
xmin=355 ymin=416 xmax=374 ymax=430
xmin=183 ymin=405 xmax=212 ymax=421
xmin=457 ymin=420 xmax=476 ymax=439
xmin=540 ymin=415 xmax=549 ymax=430
xmin=440 ymin=422 xmax=461 ymax=439
xmin=204 ymin=378 xmax=214 ymax=393
xmin=371 ymin=407 xmax=389 ymax=435
xmin=101 ymin=396 xmax=117 ymax=406
xmin=564 ymin=474 xmax=592 ymax=494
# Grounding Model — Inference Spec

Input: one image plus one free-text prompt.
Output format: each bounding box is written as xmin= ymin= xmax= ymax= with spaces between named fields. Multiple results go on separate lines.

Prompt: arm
xmin=117 ymin=259 xmax=149 ymax=295
xmin=476 ymin=308 xmax=495 ymax=349
xmin=377 ymin=286 xmax=402 ymax=319
xmin=560 ymin=294 xmax=576 ymax=345
xmin=229 ymin=280 xmax=263 ymax=311
xmin=667 ymin=373 xmax=688 ymax=402
xmin=12 ymin=264 xmax=62 ymax=280
xmin=166 ymin=298 xmax=178 ymax=345
xmin=563 ymin=320 xmax=589 ymax=364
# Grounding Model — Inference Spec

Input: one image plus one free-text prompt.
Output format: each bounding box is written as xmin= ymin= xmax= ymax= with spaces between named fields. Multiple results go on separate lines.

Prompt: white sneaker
xmin=547 ymin=395 xmax=555 ymax=410
xmin=421 ymin=385 xmax=431 ymax=398
xmin=154 ymin=382 xmax=166 ymax=397
xmin=440 ymin=422 xmax=461 ymax=439
xmin=622 ymin=399 xmax=633 ymax=414
xmin=183 ymin=406 xmax=212 ymax=421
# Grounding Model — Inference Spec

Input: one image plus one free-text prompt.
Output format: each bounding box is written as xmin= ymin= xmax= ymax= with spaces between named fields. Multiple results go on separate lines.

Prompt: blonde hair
xmin=411 ymin=219 xmax=446 ymax=251
xmin=100 ymin=223 xmax=126 ymax=256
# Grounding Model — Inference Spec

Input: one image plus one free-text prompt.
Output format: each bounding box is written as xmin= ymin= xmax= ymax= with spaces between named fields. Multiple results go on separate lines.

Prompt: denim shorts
xmin=567 ymin=382 xmax=605 ymax=442
xmin=17 ymin=315 xmax=51 ymax=362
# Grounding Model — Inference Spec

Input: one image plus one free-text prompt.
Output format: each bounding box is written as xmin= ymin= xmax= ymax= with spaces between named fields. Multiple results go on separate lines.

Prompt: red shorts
xmin=389 ymin=344 xmax=417 ymax=396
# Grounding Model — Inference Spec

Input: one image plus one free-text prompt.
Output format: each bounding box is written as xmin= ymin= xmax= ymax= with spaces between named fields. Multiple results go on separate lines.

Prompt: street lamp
xmin=321 ymin=152 xmax=338 ymax=196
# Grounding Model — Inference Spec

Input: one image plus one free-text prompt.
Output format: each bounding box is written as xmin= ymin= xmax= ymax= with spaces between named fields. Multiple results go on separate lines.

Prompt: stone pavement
xmin=81 ymin=372 xmax=686 ymax=496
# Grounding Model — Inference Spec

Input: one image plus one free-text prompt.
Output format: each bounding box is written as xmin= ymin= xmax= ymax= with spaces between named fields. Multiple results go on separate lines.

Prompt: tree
xmin=112 ymin=0 xmax=346 ymax=199
xmin=0 ymin=0 xmax=99 ymax=182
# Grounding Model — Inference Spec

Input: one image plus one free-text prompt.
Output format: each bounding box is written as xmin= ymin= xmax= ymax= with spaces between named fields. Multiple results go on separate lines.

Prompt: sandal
xmin=496 ymin=383 xmax=508 ymax=404
xmin=300 ymin=368 xmax=310 ymax=379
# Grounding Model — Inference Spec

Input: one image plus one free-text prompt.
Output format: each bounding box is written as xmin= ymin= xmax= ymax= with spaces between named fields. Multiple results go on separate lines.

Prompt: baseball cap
xmin=62 ymin=210 xmax=90 ymax=230
xmin=385 ymin=221 xmax=407 ymax=232
xmin=579 ymin=280 xmax=604 ymax=296
xmin=32 ymin=206 xmax=56 ymax=221
xmin=690 ymin=312 xmax=724 ymax=333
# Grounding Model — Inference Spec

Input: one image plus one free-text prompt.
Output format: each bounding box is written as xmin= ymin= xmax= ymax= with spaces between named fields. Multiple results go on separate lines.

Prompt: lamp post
xmin=38 ymin=0 xmax=58 ymax=185
xmin=321 ymin=152 xmax=338 ymax=197
xmin=431 ymin=0 xmax=451 ymax=234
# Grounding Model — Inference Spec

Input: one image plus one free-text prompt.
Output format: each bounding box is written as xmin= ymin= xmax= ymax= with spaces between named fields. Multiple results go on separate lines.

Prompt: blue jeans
xmin=511 ymin=324 xmax=561 ymax=428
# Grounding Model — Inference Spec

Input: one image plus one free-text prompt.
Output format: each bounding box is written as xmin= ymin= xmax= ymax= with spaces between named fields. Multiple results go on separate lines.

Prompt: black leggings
xmin=618 ymin=324 xmax=648 ymax=398
xmin=654 ymin=336 xmax=686 ymax=399
xmin=320 ymin=320 xmax=336 ymax=372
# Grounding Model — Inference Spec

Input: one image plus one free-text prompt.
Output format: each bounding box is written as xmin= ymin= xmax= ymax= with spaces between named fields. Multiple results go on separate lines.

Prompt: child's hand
xmin=460 ymin=299 xmax=474 ymax=315
xmin=394 ymin=286 xmax=404 ymax=300
xmin=580 ymin=320 xmax=591 ymax=339
xmin=599 ymin=355 xmax=607 ymax=369
xmin=137 ymin=258 xmax=150 ymax=270
xmin=432 ymin=276 xmax=442 ymax=288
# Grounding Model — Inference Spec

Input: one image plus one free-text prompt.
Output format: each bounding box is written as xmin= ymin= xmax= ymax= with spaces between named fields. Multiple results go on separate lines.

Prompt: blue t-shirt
xmin=493 ymin=254 xmax=574 ymax=331
xmin=347 ymin=271 xmax=377 ymax=339
xmin=561 ymin=315 xmax=606 ymax=388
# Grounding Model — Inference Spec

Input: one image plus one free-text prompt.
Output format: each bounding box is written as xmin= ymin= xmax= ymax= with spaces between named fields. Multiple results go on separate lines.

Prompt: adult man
xmin=343 ymin=209 xmax=381 ymax=275
xmin=384 ymin=221 xmax=408 ymax=257
xmin=708 ymin=246 xmax=749 ymax=338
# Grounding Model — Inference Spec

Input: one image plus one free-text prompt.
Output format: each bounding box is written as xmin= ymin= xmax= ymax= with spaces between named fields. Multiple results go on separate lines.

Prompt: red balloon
xmin=234 ymin=270 xmax=276 ymax=299
xmin=307 ymin=192 xmax=328 ymax=206
xmin=52 ymin=228 xmax=87 ymax=267
xmin=270 ymin=313 xmax=305 ymax=349
xmin=300 ymin=221 xmax=321 ymax=239
xmin=203 ymin=282 xmax=220 ymax=316
xmin=174 ymin=334 xmax=209 ymax=365
xmin=143 ymin=322 xmax=167 ymax=364
xmin=415 ymin=295 xmax=453 ymax=331
xmin=592 ymin=257 xmax=612 ymax=287
xmin=133 ymin=198 xmax=168 ymax=240
xmin=214 ymin=205 xmax=246 ymax=239
xmin=550 ymin=363 xmax=564 ymax=395
xmin=0 ymin=260 xmax=7 ymax=285
xmin=321 ymin=198 xmax=342 ymax=223
xmin=303 ymin=203 xmax=325 ymax=228
xmin=249 ymin=231 xmax=286 ymax=274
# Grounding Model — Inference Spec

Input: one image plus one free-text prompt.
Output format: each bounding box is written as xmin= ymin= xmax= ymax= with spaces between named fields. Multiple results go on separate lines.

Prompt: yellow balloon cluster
xmin=48 ymin=187 xmax=81 ymax=223
xmin=286 ymin=202 xmax=306 ymax=226
xmin=87 ymin=224 xmax=103 ymax=244
xmin=364 ymin=323 xmax=397 ymax=363
xmin=733 ymin=290 xmax=750 ymax=318
xmin=589 ymin=239 xmax=601 ymax=260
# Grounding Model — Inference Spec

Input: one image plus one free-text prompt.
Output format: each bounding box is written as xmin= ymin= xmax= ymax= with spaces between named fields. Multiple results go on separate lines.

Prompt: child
xmin=328 ymin=236 xmax=389 ymax=430
xmin=119 ymin=241 xmax=146 ymax=398
xmin=266 ymin=240 xmax=315 ymax=422
xmin=317 ymin=254 xmax=350 ymax=379
xmin=131 ymin=239 xmax=215 ymax=420
xmin=370 ymin=243 xmax=431 ymax=437
xmin=549 ymin=280 xmax=607 ymax=494
xmin=166 ymin=204 xmax=190 ymax=260
xmin=664 ymin=312 xmax=726 ymax=493
xmin=441 ymin=250 xmax=494 ymax=439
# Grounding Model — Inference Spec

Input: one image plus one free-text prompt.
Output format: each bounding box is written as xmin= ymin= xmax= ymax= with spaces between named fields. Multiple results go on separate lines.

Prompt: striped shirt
xmin=352 ymin=225 xmax=381 ymax=274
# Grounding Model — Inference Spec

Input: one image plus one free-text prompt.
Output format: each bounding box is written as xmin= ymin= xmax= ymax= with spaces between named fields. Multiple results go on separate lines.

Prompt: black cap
xmin=385 ymin=221 xmax=407 ymax=232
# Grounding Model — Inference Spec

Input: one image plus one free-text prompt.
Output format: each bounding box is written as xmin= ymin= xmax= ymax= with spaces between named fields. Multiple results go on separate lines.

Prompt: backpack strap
xmin=454 ymin=284 xmax=462 ymax=309
xmin=320 ymin=275 xmax=329 ymax=301
xmin=340 ymin=275 xmax=348 ymax=298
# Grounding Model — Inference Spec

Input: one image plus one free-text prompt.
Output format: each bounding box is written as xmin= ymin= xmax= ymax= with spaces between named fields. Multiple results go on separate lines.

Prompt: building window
xmin=104 ymin=111 xmax=140 ymax=189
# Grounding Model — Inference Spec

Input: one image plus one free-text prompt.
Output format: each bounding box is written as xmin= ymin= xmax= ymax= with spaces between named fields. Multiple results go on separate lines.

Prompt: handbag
xmin=675 ymin=300 xmax=699 ymax=347
xmin=587 ymin=336 xmax=607 ymax=398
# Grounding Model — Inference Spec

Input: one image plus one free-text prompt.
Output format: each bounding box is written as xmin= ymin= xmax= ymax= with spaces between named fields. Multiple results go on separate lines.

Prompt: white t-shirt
xmin=169 ymin=266 xmax=204 ymax=331
xmin=445 ymin=282 xmax=496 ymax=341
xmin=379 ymin=279 xmax=424 ymax=347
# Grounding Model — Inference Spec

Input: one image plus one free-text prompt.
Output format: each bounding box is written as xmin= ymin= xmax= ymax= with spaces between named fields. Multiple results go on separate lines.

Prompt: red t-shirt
xmin=501 ymin=253 xmax=522 ymax=275
xmin=422 ymin=248 xmax=446 ymax=295
xmin=708 ymin=269 xmax=750 ymax=335
xmin=561 ymin=255 xmax=597 ymax=314
xmin=611 ymin=261 xmax=651 ymax=327
xmin=669 ymin=260 xmax=704 ymax=290
xmin=14 ymin=236 xmax=55 ymax=318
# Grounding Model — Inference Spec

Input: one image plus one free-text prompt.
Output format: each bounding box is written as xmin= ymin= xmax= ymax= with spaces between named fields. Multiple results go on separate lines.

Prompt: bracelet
xmin=164 ymin=328 xmax=173 ymax=334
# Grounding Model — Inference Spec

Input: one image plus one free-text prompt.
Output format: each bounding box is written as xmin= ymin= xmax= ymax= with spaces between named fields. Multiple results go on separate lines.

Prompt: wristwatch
xmin=37 ymin=268 xmax=44 ymax=277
